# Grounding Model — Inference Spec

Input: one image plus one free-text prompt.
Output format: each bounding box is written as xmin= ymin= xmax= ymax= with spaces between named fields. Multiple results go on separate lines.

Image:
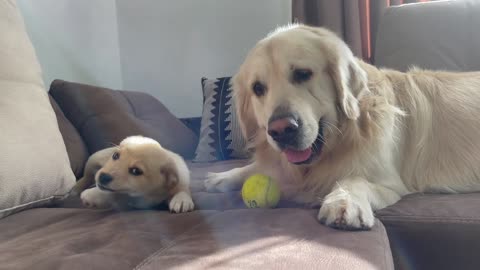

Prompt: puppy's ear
xmin=160 ymin=163 xmax=179 ymax=189
xmin=232 ymin=75 xmax=259 ymax=141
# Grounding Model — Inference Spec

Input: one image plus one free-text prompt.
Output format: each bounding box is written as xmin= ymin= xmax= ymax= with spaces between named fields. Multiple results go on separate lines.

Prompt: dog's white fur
xmin=76 ymin=136 xmax=194 ymax=213
xmin=205 ymin=24 xmax=480 ymax=230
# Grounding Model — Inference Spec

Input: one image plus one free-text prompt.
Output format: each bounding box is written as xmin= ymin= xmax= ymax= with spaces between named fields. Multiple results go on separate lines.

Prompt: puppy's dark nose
xmin=98 ymin=173 xmax=113 ymax=186
xmin=268 ymin=115 xmax=299 ymax=144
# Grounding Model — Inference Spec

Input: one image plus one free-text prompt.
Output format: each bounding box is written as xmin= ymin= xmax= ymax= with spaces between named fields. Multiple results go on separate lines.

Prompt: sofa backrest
xmin=375 ymin=0 xmax=480 ymax=72
xmin=49 ymin=80 xmax=200 ymax=179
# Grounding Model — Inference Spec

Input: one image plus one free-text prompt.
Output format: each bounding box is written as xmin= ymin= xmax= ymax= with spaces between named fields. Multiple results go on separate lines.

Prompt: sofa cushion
xmin=376 ymin=193 xmax=480 ymax=270
xmin=188 ymin=159 xmax=316 ymax=211
xmin=188 ymin=159 xmax=247 ymax=210
xmin=49 ymin=79 xmax=199 ymax=160
xmin=375 ymin=0 xmax=480 ymax=71
xmin=9 ymin=159 xmax=394 ymax=269
xmin=194 ymin=77 xmax=250 ymax=162
xmin=0 ymin=207 xmax=393 ymax=270
xmin=0 ymin=0 xmax=75 ymax=219
xmin=48 ymin=95 xmax=89 ymax=179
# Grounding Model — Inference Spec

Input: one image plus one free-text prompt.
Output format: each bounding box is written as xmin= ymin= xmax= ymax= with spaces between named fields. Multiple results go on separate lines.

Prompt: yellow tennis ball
xmin=241 ymin=174 xmax=281 ymax=208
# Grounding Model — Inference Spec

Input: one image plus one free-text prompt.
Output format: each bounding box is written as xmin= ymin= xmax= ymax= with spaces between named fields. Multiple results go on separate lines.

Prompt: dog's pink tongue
xmin=284 ymin=148 xmax=312 ymax=163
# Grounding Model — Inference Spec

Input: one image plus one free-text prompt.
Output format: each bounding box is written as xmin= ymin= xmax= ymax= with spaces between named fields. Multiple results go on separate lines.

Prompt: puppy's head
xmin=95 ymin=136 xmax=179 ymax=196
xmin=233 ymin=24 xmax=369 ymax=165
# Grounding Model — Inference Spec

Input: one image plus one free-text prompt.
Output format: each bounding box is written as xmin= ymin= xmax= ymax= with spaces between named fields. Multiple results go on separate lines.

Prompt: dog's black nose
xmin=268 ymin=114 xmax=299 ymax=145
xmin=98 ymin=173 xmax=113 ymax=186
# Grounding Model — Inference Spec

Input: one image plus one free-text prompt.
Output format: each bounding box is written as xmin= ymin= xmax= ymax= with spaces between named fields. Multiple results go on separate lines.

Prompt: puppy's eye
xmin=252 ymin=81 xmax=266 ymax=97
xmin=112 ymin=152 xmax=120 ymax=160
xmin=293 ymin=68 xmax=313 ymax=83
xmin=129 ymin=167 xmax=143 ymax=176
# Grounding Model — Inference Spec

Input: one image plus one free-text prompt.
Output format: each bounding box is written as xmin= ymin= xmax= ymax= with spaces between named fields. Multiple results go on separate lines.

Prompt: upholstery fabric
xmin=375 ymin=0 xmax=480 ymax=71
xmin=48 ymin=95 xmax=89 ymax=179
xmin=377 ymin=193 xmax=480 ymax=270
xmin=0 ymin=159 xmax=394 ymax=270
xmin=49 ymin=79 xmax=199 ymax=160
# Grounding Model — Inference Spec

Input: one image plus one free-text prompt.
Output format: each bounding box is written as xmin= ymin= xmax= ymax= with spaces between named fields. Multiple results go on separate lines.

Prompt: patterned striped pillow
xmin=193 ymin=77 xmax=251 ymax=162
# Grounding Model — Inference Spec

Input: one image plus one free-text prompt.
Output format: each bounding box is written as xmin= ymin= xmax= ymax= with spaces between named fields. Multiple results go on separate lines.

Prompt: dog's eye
xmin=252 ymin=81 xmax=266 ymax=97
xmin=112 ymin=152 xmax=120 ymax=160
xmin=129 ymin=167 xmax=143 ymax=176
xmin=293 ymin=68 xmax=313 ymax=83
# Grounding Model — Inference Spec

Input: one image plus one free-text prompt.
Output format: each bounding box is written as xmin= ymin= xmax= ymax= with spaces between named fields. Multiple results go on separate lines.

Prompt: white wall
xmin=116 ymin=0 xmax=291 ymax=117
xmin=19 ymin=0 xmax=291 ymax=117
xmin=17 ymin=0 xmax=123 ymax=89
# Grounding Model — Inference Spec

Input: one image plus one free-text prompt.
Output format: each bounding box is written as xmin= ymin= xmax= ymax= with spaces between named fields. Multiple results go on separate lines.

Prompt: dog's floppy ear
xmin=307 ymin=26 xmax=368 ymax=120
xmin=160 ymin=163 xmax=179 ymax=189
xmin=232 ymin=75 xmax=258 ymax=141
xmin=328 ymin=52 xmax=368 ymax=120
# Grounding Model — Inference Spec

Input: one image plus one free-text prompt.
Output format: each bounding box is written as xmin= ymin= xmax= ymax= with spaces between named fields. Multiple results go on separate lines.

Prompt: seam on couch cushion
xmin=379 ymin=220 xmax=394 ymax=270
xmin=379 ymin=216 xmax=480 ymax=223
xmin=119 ymin=90 xmax=138 ymax=117
xmin=377 ymin=212 xmax=480 ymax=220
xmin=0 ymin=195 xmax=62 ymax=219
xmin=133 ymin=212 xmax=223 ymax=270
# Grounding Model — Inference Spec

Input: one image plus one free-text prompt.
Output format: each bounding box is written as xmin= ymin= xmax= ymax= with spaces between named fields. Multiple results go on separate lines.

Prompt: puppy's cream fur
xmin=72 ymin=136 xmax=194 ymax=213
xmin=205 ymin=24 xmax=480 ymax=230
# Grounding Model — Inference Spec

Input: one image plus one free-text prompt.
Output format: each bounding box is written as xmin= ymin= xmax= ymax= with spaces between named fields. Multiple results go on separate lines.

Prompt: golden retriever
xmin=72 ymin=136 xmax=194 ymax=213
xmin=205 ymin=24 xmax=480 ymax=230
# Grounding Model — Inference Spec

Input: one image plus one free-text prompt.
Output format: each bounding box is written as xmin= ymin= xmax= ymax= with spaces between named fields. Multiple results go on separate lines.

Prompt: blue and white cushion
xmin=193 ymin=77 xmax=250 ymax=162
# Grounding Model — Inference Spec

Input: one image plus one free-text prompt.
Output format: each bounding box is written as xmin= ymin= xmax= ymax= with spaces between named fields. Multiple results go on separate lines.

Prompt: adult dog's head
xmin=233 ymin=25 xmax=369 ymax=165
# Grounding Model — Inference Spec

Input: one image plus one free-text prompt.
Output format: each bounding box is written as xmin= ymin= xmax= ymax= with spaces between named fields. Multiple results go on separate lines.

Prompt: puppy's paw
xmin=80 ymin=188 xmax=112 ymax=209
xmin=317 ymin=192 xmax=374 ymax=230
xmin=204 ymin=171 xmax=244 ymax=192
xmin=169 ymin=191 xmax=194 ymax=213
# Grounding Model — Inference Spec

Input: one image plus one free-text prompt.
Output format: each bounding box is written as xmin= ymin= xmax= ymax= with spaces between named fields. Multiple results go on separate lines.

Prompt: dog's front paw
xmin=169 ymin=191 xmax=194 ymax=213
xmin=204 ymin=171 xmax=244 ymax=192
xmin=80 ymin=188 xmax=112 ymax=209
xmin=317 ymin=192 xmax=374 ymax=230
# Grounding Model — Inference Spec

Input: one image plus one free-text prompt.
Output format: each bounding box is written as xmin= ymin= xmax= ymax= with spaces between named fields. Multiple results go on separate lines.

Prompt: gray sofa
xmin=374 ymin=1 xmax=480 ymax=269
xmin=1 ymin=1 xmax=480 ymax=270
